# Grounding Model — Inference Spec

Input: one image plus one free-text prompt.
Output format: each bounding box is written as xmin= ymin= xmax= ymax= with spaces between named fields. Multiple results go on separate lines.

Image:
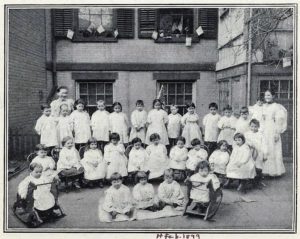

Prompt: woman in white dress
xmin=261 ymin=89 xmax=287 ymax=177
xmin=145 ymin=99 xmax=169 ymax=146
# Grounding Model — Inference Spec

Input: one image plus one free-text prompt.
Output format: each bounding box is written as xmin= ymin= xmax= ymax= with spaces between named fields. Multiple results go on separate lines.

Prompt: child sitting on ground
xmin=102 ymin=172 xmax=135 ymax=221
xmin=132 ymin=171 xmax=157 ymax=211
xmin=157 ymin=169 xmax=185 ymax=210
xmin=81 ymin=137 xmax=106 ymax=188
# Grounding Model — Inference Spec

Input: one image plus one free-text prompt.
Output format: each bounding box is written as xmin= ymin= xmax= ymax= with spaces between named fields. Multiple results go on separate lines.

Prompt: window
xmin=259 ymin=80 xmax=293 ymax=99
xmin=158 ymin=82 xmax=193 ymax=115
xmin=219 ymin=81 xmax=230 ymax=111
xmin=78 ymin=82 xmax=114 ymax=115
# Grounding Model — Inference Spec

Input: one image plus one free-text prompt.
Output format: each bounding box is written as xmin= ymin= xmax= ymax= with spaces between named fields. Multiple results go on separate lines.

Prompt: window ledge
xmin=155 ymin=35 xmax=200 ymax=43
xmin=72 ymin=35 xmax=118 ymax=43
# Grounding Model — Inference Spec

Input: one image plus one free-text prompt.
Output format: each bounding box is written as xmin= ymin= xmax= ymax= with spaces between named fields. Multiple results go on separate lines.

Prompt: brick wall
xmin=9 ymin=9 xmax=51 ymax=133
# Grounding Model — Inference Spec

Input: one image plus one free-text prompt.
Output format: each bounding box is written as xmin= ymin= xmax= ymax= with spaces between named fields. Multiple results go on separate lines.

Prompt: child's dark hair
xmin=186 ymin=102 xmax=196 ymax=109
xmin=240 ymin=106 xmax=249 ymax=114
xmin=136 ymin=171 xmax=148 ymax=181
xmin=131 ymin=137 xmax=142 ymax=145
xmin=110 ymin=172 xmax=123 ymax=182
xmin=257 ymin=96 xmax=264 ymax=102
xmin=217 ymin=140 xmax=228 ymax=150
xmin=191 ymin=138 xmax=201 ymax=147
xmin=250 ymin=119 xmax=260 ymax=127
xmin=41 ymin=103 xmax=51 ymax=111
xmin=136 ymin=100 xmax=144 ymax=106
xmin=62 ymin=136 xmax=73 ymax=146
xmin=74 ymin=99 xmax=86 ymax=108
xmin=195 ymin=160 xmax=211 ymax=173
xmin=164 ymin=168 xmax=174 ymax=177
xmin=86 ymin=137 xmax=98 ymax=150
xmin=56 ymin=86 xmax=68 ymax=93
xmin=109 ymin=132 xmax=120 ymax=141
xmin=170 ymin=104 xmax=178 ymax=109
xmin=150 ymin=133 xmax=160 ymax=142
xmin=152 ymin=99 xmax=162 ymax=108
xmin=176 ymin=136 xmax=186 ymax=144
xmin=234 ymin=133 xmax=246 ymax=144
xmin=29 ymin=162 xmax=43 ymax=171
xmin=223 ymin=105 xmax=232 ymax=111
xmin=35 ymin=144 xmax=47 ymax=152
xmin=112 ymin=102 xmax=122 ymax=111
xmin=209 ymin=102 xmax=218 ymax=110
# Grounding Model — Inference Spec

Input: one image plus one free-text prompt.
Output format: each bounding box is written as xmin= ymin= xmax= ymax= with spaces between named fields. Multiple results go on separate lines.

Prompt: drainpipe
xmin=247 ymin=8 xmax=252 ymax=106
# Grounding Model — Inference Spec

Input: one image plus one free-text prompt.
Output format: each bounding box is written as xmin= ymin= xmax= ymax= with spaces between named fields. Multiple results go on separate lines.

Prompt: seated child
xmin=104 ymin=133 xmax=128 ymax=180
xmin=81 ymin=137 xmax=106 ymax=188
xmin=145 ymin=133 xmax=170 ymax=180
xmin=157 ymin=169 xmax=185 ymax=210
xmin=187 ymin=161 xmax=220 ymax=212
xmin=128 ymin=137 xmax=148 ymax=183
xmin=208 ymin=140 xmax=230 ymax=184
xmin=31 ymin=144 xmax=56 ymax=178
xmin=102 ymin=172 xmax=135 ymax=221
xmin=16 ymin=162 xmax=63 ymax=226
xmin=132 ymin=171 xmax=157 ymax=211
xmin=224 ymin=133 xmax=256 ymax=192
xmin=186 ymin=138 xmax=208 ymax=176
xmin=169 ymin=136 xmax=188 ymax=181
xmin=57 ymin=136 xmax=84 ymax=189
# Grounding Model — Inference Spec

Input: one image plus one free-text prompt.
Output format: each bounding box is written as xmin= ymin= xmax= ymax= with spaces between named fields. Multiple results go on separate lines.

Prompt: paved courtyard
xmin=6 ymin=162 xmax=294 ymax=231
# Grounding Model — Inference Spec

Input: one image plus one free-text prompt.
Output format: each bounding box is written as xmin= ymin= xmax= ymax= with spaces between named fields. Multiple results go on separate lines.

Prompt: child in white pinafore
xmin=217 ymin=105 xmax=237 ymax=152
xmin=181 ymin=102 xmax=203 ymax=148
xmin=57 ymin=103 xmax=73 ymax=147
xmin=249 ymin=97 xmax=264 ymax=131
xmin=157 ymin=169 xmax=185 ymax=210
xmin=245 ymin=119 xmax=267 ymax=186
xmin=31 ymin=144 xmax=56 ymax=179
xmin=132 ymin=171 xmax=157 ymax=211
xmin=167 ymin=105 xmax=182 ymax=148
xmin=91 ymin=100 xmax=110 ymax=152
xmin=69 ymin=99 xmax=91 ymax=150
xmin=145 ymin=133 xmax=169 ymax=180
xmin=235 ymin=107 xmax=251 ymax=134
xmin=104 ymin=133 xmax=128 ymax=180
xmin=224 ymin=133 xmax=256 ymax=192
xmin=129 ymin=100 xmax=148 ymax=144
xmin=50 ymin=86 xmax=74 ymax=117
xmin=109 ymin=102 xmax=129 ymax=145
xmin=128 ymin=137 xmax=148 ymax=182
xmin=35 ymin=104 xmax=59 ymax=152
xmin=208 ymin=140 xmax=230 ymax=185
xmin=81 ymin=137 xmax=106 ymax=188
xmin=169 ymin=136 xmax=188 ymax=181
xmin=145 ymin=99 xmax=169 ymax=146
xmin=186 ymin=138 xmax=208 ymax=176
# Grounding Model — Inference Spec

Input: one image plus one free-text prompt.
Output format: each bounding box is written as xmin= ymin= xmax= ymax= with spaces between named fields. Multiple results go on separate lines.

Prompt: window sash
xmin=259 ymin=80 xmax=293 ymax=100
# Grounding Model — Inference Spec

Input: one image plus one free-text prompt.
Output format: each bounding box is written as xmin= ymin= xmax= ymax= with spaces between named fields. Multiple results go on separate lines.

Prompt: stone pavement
xmin=6 ymin=162 xmax=294 ymax=231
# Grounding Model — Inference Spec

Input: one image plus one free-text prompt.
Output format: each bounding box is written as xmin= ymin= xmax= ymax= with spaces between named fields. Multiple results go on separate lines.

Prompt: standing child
xmin=157 ymin=169 xmax=185 ymax=210
xmin=249 ymin=97 xmax=264 ymax=130
xmin=145 ymin=99 xmax=169 ymax=146
xmin=169 ymin=136 xmax=188 ymax=181
xmin=203 ymin=102 xmax=221 ymax=156
xmin=81 ymin=137 xmax=106 ymax=188
xmin=186 ymin=138 xmax=208 ymax=176
xmin=132 ymin=171 xmax=157 ymax=211
xmin=70 ymin=99 xmax=91 ymax=150
xmin=109 ymin=102 xmax=129 ymax=145
xmin=208 ymin=140 xmax=230 ymax=185
xmin=129 ymin=100 xmax=148 ymax=144
xmin=104 ymin=133 xmax=128 ymax=180
xmin=181 ymin=102 xmax=203 ymax=148
xmin=57 ymin=104 xmax=73 ymax=147
xmin=244 ymin=119 xmax=267 ymax=187
xmin=167 ymin=105 xmax=182 ymax=148
xmin=102 ymin=173 xmax=135 ymax=222
xmin=91 ymin=100 xmax=110 ymax=152
xmin=35 ymin=104 xmax=59 ymax=154
xmin=224 ymin=133 xmax=256 ymax=192
xmin=235 ymin=107 xmax=251 ymax=134
xmin=50 ymin=86 xmax=74 ymax=117
xmin=57 ymin=136 xmax=84 ymax=189
xmin=217 ymin=105 xmax=237 ymax=152
xmin=128 ymin=137 xmax=148 ymax=183
xmin=145 ymin=133 xmax=169 ymax=180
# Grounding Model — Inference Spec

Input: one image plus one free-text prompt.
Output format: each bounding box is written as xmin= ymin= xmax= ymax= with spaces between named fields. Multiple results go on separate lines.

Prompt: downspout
xmin=247 ymin=8 xmax=252 ymax=106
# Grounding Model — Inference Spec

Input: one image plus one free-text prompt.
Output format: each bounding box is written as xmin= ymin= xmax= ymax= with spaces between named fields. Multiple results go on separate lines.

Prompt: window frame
xmin=259 ymin=79 xmax=293 ymax=100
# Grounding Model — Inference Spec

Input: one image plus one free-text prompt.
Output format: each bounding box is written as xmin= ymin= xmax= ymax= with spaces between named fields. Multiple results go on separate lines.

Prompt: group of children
xmin=17 ymin=85 xmax=270 ymax=223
